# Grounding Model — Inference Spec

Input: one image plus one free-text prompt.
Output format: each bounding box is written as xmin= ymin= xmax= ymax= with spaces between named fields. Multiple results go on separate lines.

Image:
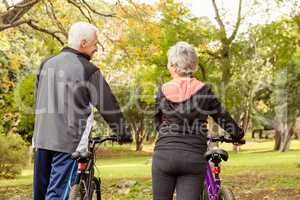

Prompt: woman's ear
xmin=169 ymin=64 xmax=176 ymax=73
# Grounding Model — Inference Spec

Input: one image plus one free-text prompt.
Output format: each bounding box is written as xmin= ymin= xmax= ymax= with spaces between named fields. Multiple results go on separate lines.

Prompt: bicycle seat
xmin=71 ymin=151 xmax=91 ymax=160
xmin=204 ymin=149 xmax=229 ymax=162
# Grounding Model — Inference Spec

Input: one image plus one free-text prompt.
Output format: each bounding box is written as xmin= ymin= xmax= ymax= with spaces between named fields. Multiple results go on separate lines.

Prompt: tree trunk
xmin=134 ymin=117 xmax=146 ymax=152
xmin=221 ymin=58 xmax=231 ymax=86
xmin=198 ymin=63 xmax=207 ymax=81
xmin=274 ymin=119 xmax=295 ymax=152
xmin=135 ymin=132 xmax=143 ymax=151
xmin=279 ymin=127 xmax=294 ymax=152
xmin=145 ymin=129 xmax=154 ymax=142
xmin=274 ymin=130 xmax=281 ymax=151
xmin=212 ymin=0 xmax=243 ymax=152
xmin=242 ymin=99 xmax=252 ymax=133
xmin=28 ymin=146 xmax=33 ymax=166
xmin=294 ymin=117 xmax=300 ymax=139
xmin=296 ymin=131 xmax=300 ymax=140
xmin=135 ymin=129 xmax=146 ymax=151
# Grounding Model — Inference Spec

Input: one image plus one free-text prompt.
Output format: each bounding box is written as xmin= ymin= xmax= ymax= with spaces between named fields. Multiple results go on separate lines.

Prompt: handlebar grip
xmin=91 ymin=134 xmax=132 ymax=144
xmin=208 ymin=136 xmax=246 ymax=145
xmin=108 ymin=135 xmax=119 ymax=142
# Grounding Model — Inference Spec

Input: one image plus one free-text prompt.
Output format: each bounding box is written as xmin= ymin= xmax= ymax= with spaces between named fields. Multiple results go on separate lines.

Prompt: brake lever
xmin=219 ymin=135 xmax=226 ymax=143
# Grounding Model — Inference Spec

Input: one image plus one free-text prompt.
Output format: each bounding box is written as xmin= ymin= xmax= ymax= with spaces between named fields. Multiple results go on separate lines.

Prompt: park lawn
xmin=0 ymin=140 xmax=300 ymax=199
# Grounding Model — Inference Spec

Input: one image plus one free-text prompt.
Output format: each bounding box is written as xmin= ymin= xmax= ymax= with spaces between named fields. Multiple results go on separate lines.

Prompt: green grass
xmin=0 ymin=169 xmax=33 ymax=187
xmin=1 ymin=140 xmax=300 ymax=199
xmin=96 ymin=155 xmax=151 ymax=179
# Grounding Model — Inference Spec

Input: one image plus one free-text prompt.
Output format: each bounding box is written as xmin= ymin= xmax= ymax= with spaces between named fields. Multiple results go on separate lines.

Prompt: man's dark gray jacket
xmin=33 ymin=47 xmax=129 ymax=153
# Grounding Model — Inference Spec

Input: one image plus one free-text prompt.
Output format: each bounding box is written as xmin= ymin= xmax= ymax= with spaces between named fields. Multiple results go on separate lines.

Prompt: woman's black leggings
xmin=152 ymin=149 xmax=206 ymax=200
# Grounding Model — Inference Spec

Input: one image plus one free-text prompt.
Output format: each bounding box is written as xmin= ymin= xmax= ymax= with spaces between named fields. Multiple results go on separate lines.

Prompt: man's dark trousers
xmin=33 ymin=148 xmax=78 ymax=200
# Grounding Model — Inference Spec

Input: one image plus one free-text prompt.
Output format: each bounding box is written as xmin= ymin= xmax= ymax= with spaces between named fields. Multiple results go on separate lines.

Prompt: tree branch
xmin=7 ymin=0 xmax=38 ymax=9
xmin=44 ymin=0 xmax=67 ymax=38
xmin=0 ymin=19 xmax=31 ymax=31
xmin=198 ymin=49 xmax=221 ymax=59
xmin=228 ymin=0 xmax=242 ymax=42
xmin=2 ymin=0 xmax=10 ymax=9
xmin=26 ymin=20 xmax=64 ymax=45
xmin=0 ymin=0 xmax=40 ymax=25
xmin=81 ymin=0 xmax=116 ymax=17
xmin=80 ymin=1 xmax=95 ymax=24
xmin=198 ymin=63 xmax=207 ymax=81
xmin=0 ymin=0 xmax=118 ymax=33
xmin=212 ymin=0 xmax=226 ymax=39
xmin=67 ymin=0 xmax=92 ymax=23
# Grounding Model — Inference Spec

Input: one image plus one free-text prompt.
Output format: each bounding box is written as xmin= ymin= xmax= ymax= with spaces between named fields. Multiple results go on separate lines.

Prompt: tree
xmin=210 ymin=0 xmax=243 ymax=85
xmin=250 ymin=16 xmax=300 ymax=151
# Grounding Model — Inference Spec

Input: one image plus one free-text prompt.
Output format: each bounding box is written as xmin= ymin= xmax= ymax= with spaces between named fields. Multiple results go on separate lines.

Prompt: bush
xmin=15 ymin=74 xmax=35 ymax=143
xmin=0 ymin=134 xmax=28 ymax=179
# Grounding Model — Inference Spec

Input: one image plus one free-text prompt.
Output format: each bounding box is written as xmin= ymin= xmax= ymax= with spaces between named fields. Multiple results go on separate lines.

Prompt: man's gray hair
xmin=167 ymin=41 xmax=198 ymax=75
xmin=68 ymin=22 xmax=98 ymax=50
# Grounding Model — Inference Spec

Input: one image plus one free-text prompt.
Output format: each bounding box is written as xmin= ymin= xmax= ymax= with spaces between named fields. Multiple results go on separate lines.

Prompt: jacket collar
xmin=61 ymin=47 xmax=91 ymax=61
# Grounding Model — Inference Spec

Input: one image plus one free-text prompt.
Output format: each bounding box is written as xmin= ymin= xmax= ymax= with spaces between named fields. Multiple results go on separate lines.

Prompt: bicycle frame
xmin=74 ymin=153 xmax=95 ymax=198
xmin=204 ymin=136 xmax=231 ymax=200
xmin=73 ymin=138 xmax=99 ymax=199
xmin=71 ymin=136 xmax=116 ymax=200
xmin=203 ymin=135 xmax=245 ymax=200
xmin=204 ymin=161 xmax=221 ymax=200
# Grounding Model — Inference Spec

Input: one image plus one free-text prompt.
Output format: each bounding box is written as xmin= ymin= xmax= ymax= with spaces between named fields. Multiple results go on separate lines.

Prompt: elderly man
xmin=33 ymin=22 xmax=132 ymax=200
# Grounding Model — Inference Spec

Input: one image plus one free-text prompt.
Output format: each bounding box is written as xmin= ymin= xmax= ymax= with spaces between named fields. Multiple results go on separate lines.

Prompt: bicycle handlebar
xmin=207 ymin=135 xmax=246 ymax=145
xmin=71 ymin=136 xmax=118 ymax=160
xmin=91 ymin=135 xmax=119 ymax=144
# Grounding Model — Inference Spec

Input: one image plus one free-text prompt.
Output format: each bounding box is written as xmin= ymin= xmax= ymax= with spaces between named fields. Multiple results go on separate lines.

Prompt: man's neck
xmin=64 ymin=46 xmax=91 ymax=60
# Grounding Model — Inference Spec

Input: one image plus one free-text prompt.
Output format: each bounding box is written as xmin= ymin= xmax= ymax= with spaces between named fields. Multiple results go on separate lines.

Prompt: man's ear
xmin=80 ymin=39 xmax=87 ymax=49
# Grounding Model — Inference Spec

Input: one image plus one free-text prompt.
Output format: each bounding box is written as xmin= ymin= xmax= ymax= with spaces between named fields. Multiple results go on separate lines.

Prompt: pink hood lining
xmin=161 ymin=78 xmax=205 ymax=103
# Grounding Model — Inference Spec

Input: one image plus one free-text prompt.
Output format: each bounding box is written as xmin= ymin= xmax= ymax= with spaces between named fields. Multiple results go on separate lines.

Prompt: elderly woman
xmin=152 ymin=41 xmax=244 ymax=200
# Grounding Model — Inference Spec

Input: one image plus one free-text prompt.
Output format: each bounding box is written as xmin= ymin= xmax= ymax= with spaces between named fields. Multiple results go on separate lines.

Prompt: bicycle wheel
xmin=219 ymin=187 xmax=235 ymax=200
xmin=90 ymin=177 xmax=101 ymax=200
xmin=202 ymin=188 xmax=209 ymax=200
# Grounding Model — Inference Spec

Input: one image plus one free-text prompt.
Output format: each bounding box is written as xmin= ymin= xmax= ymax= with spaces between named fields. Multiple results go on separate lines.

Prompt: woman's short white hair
xmin=167 ymin=41 xmax=198 ymax=75
xmin=68 ymin=22 xmax=98 ymax=50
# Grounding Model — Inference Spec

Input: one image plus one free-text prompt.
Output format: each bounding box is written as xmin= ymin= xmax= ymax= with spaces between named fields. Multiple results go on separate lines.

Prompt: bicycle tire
xmin=90 ymin=177 xmax=101 ymax=200
xmin=219 ymin=187 xmax=235 ymax=200
xmin=202 ymin=188 xmax=209 ymax=200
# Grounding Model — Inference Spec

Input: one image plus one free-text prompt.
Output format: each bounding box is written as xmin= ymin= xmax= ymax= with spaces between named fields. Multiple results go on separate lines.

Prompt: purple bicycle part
xmin=203 ymin=135 xmax=244 ymax=200
xmin=204 ymin=162 xmax=221 ymax=200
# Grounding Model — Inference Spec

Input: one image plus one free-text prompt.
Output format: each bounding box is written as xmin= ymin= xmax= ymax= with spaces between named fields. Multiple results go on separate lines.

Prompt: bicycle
xmin=202 ymin=135 xmax=245 ymax=200
xmin=68 ymin=135 xmax=119 ymax=200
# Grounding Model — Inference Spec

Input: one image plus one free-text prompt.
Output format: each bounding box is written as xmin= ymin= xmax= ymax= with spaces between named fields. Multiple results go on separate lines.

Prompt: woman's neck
xmin=171 ymin=73 xmax=192 ymax=79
